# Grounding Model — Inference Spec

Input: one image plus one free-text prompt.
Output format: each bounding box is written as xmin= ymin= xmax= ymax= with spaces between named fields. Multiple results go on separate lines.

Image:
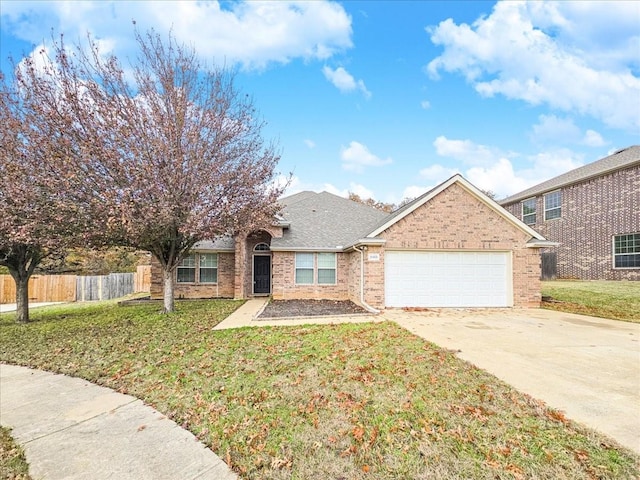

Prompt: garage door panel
xmin=385 ymin=251 xmax=511 ymax=308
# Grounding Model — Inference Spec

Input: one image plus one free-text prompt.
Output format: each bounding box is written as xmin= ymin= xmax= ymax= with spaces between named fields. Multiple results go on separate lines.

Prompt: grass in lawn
xmin=0 ymin=426 xmax=32 ymax=480
xmin=542 ymin=280 xmax=640 ymax=323
xmin=1 ymin=300 xmax=638 ymax=479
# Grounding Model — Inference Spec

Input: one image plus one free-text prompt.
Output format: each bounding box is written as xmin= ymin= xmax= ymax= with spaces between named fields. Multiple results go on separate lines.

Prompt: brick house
xmin=500 ymin=146 xmax=640 ymax=280
xmin=151 ymin=175 xmax=552 ymax=309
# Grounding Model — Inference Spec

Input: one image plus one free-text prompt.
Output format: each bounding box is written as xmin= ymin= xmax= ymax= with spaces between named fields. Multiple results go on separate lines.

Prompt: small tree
xmin=17 ymin=29 xmax=284 ymax=312
xmin=348 ymin=192 xmax=396 ymax=213
xmin=0 ymin=73 xmax=79 ymax=322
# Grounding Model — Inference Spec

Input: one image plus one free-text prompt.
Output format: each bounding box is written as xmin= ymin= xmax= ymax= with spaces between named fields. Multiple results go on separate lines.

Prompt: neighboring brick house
xmin=151 ymin=175 xmax=553 ymax=308
xmin=500 ymin=146 xmax=640 ymax=281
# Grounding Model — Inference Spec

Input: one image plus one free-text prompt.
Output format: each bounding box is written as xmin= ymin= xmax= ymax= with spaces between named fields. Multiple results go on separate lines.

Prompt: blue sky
xmin=1 ymin=1 xmax=639 ymax=203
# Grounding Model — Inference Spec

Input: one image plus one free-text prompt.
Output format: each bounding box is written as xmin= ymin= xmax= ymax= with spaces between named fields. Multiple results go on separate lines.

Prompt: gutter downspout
xmin=352 ymin=245 xmax=380 ymax=314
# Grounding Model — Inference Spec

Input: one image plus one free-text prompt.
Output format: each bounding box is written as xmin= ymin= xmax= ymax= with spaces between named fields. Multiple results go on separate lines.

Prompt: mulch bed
xmin=257 ymin=299 xmax=369 ymax=319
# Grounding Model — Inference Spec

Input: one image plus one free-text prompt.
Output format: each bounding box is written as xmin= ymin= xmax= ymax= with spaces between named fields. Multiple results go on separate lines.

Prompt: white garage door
xmin=385 ymin=251 xmax=511 ymax=307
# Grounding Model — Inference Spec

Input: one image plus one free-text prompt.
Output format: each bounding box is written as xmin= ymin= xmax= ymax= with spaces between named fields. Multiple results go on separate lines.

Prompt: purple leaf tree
xmin=14 ymin=29 xmax=285 ymax=313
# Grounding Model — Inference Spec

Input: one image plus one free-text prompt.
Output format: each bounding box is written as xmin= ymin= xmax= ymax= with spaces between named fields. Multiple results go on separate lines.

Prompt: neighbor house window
xmin=613 ymin=233 xmax=640 ymax=268
xmin=177 ymin=254 xmax=196 ymax=283
xmin=295 ymin=252 xmax=337 ymax=285
xmin=522 ymin=198 xmax=537 ymax=225
xmin=199 ymin=253 xmax=218 ymax=283
xmin=295 ymin=253 xmax=314 ymax=284
xmin=177 ymin=252 xmax=219 ymax=283
xmin=317 ymin=253 xmax=337 ymax=284
xmin=544 ymin=190 xmax=562 ymax=220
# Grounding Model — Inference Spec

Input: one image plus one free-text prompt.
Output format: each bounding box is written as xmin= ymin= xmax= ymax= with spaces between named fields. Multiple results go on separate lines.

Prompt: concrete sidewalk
xmin=0 ymin=364 xmax=237 ymax=480
xmin=0 ymin=302 xmax=64 ymax=313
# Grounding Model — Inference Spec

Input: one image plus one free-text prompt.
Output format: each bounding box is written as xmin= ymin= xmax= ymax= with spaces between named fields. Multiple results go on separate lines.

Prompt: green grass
xmin=1 ymin=300 xmax=639 ymax=479
xmin=0 ymin=426 xmax=32 ymax=480
xmin=542 ymin=280 xmax=640 ymax=322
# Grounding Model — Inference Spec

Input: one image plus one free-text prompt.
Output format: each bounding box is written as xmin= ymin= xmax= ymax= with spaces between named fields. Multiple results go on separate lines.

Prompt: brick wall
xmin=502 ymin=165 xmax=640 ymax=280
xmin=380 ymin=183 xmax=542 ymax=307
xmin=150 ymin=251 xmax=235 ymax=300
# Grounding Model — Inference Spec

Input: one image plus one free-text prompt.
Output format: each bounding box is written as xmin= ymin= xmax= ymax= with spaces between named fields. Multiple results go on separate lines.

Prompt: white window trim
xmin=294 ymin=252 xmax=338 ymax=285
xmin=544 ymin=190 xmax=562 ymax=221
xmin=176 ymin=252 xmax=219 ymax=284
xmin=521 ymin=197 xmax=537 ymax=225
xmin=612 ymin=233 xmax=640 ymax=270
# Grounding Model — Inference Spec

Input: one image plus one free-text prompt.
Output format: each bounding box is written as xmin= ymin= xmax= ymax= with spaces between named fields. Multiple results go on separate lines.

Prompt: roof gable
xmin=368 ymin=175 xmax=545 ymax=241
xmin=500 ymin=145 xmax=640 ymax=205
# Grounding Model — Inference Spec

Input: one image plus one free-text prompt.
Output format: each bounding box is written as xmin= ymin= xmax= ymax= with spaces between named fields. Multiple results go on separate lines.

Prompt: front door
xmin=253 ymin=255 xmax=271 ymax=294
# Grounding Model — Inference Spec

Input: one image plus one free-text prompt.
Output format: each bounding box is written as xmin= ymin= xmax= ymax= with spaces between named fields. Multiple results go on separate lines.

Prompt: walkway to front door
xmin=253 ymin=255 xmax=270 ymax=294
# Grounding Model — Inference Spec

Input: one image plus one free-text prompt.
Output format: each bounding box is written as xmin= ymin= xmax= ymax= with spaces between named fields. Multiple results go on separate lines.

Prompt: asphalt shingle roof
xmin=271 ymin=191 xmax=389 ymax=250
xmin=193 ymin=237 xmax=235 ymax=250
xmin=500 ymin=145 xmax=640 ymax=205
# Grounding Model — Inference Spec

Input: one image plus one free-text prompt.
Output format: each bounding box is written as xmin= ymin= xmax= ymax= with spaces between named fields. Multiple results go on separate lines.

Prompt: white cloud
xmin=340 ymin=141 xmax=392 ymax=173
xmin=2 ymin=1 xmax=353 ymax=71
xmin=419 ymin=164 xmax=459 ymax=181
xmin=304 ymin=139 xmax=316 ymax=149
xmin=431 ymin=136 xmax=584 ymax=198
xmin=427 ymin=1 xmax=640 ymax=132
xmin=402 ymin=185 xmax=433 ymax=202
xmin=530 ymin=115 xmax=581 ymax=144
xmin=465 ymin=159 xmax=533 ymax=198
xmin=322 ymin=66 xmax=371 ymax=98
xmin=530 ymin=115 xmax=607 ymax=147
xmin=433 ymin=135 xmax=509 ymax=166
xmin=420 ymin=100 xmax=431 ymax=109
xmin=327 ymin=182 xmax=374 ymax=199
xmin=582 ymin=129 xmax=605 ymax=147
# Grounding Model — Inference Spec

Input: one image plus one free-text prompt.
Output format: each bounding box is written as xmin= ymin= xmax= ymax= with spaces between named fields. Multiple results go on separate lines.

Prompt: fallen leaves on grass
xmin=1 ymin=301 xmax=639 ymax=480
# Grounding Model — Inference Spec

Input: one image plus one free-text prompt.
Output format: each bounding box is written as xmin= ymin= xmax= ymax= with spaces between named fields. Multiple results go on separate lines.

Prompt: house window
xmin=544 ymin=190 xmax=562 ymax=220
xmin=177 ymin=252 xmax=218 ymax=283
xmin=177 ymin=254 xmax=196 ymax=283
xmin=295 ymin=253 xmax=314 ymax=284
xmin=254 ymin=243 xmax=270 ymax=252
xmin=295 ymin=252 xmax=337 ymax=285
xmin=522 ymin=198 xmax=536 ymax=225
xmin=317 ymin=253 xmax=337 ymax=284
xmin=613 ymin=233 xmax=640 ymax=268
xmin=199 ymin=253 xmax=218 ymax=283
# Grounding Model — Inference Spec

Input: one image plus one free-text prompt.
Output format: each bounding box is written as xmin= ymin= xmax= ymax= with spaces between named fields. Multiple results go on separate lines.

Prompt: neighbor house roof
xmin=270 ymin=191 xmax=388 ymax=251
xmin=500 ymin=145 xmax=640 ymax=205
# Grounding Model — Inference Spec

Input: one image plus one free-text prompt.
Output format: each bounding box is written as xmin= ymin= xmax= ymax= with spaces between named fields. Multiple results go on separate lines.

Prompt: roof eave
xmin=526 ymin=239 xmax=560 ymax=248
xmin=269 ymin=246 xmax=344 ymax=253
xmin=344 ymin=238 xmax=387 ymax=250
xmin=500 ymin=158 xmax=640 ymax=205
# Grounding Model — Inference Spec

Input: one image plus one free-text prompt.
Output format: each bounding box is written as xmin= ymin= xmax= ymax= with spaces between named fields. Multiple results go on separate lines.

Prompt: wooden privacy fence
xmin=0 ymin=265 xmax=151 ymax=304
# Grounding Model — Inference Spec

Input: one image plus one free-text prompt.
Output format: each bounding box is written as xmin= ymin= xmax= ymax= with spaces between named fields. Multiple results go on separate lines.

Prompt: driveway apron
xmin=385 ymin=308 xmax=640 ymax=454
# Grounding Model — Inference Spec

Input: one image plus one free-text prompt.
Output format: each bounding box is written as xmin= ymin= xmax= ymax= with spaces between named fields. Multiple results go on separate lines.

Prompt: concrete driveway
xmin=384 ymin=308 xmax=640 ymax=454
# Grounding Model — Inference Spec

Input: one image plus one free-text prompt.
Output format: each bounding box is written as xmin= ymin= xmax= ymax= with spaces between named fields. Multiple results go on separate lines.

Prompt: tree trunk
xmin=163 ymin=267 xmax=175 ymax=313
xmin=4 ymin=244 xmax=43 ymax=324
xmin=14 ymin=275 xmax=30 ymax=323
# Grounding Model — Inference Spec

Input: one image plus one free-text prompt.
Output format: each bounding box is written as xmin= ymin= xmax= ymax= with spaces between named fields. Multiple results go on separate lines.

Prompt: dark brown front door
xmin=253 ymin=255 xmax=271 ymax=294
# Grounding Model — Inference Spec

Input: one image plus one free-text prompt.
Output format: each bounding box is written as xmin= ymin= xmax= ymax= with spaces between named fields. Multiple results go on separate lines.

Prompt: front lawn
xmin=542 ymin=280 xmax=640 ymax=322
xmin=1 ymin=300 xmax=638 ymax=479
xmin=0 ymin=426 xmax=32 ymax=480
